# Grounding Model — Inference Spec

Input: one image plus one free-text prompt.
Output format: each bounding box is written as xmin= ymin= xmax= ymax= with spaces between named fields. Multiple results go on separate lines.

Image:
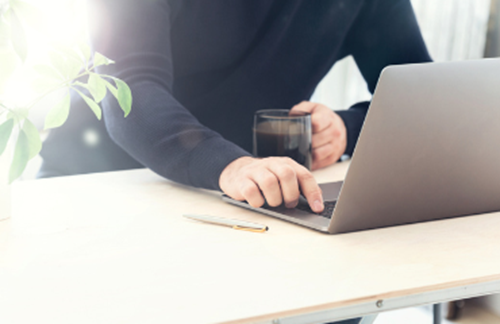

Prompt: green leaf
xmin=33 ymin=64 xmax=62 ymax=80
xmin=65 ymin=56 xmax=83 ymax=80
xmin=44 ymin=92 xmax=70 ymax=130
xmin=100 ymin=77 xmax=132 ymax=117
xmin=10 ymin=8 xmax=27 ymax=63
xmin=0 ymin=119 xmax=14 ymax=156
xmin=93 ymin=52 xmax=115 ymax=68
xmin=9 ymin=130 xmax=30 ymax=183
xmin=102 ymin=78 xmax=118 ymax=98
xmin=73 ymin=88 xmax=102 ymax=120
xmin=88 ymin=73 xmax=107 ymax=103
xmin=115 ymin=78 xmax=132 ymax=117
xmin=22 ymin=119 xmax=41 ymax=159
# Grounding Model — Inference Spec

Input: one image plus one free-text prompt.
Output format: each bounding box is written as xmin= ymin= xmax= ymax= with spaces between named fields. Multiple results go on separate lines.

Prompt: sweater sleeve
xmin=89 ymin=0 xmax=250 ymax=190
xmin=337 ymin=0 xmax=432 ymax=156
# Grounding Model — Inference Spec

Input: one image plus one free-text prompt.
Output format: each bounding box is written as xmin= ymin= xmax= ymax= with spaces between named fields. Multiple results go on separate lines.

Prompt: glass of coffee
xmin=253 ymin=109 xmax=312 ymax=170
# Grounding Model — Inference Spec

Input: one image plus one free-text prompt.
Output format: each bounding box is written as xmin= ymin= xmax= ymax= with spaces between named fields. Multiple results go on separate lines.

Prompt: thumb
xmin=290 ymin=101 xmax=318 ymax=114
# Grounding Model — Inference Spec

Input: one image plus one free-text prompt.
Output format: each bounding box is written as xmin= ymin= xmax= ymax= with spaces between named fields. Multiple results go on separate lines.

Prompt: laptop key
xmin=295 ymin=201 xmax=336 ymax=218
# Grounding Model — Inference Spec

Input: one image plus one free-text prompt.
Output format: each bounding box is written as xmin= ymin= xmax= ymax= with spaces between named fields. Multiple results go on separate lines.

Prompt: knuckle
xmin=328 ymin=153 xmax=339 ymax=163
xmin=241 ymin=184 xmax=258 ymax=198
xmin=332 ymin=128 xmax=342 ymax=139
xmin=295 ymin=163 xmax=310 ymax=174
xmin=242 ymin=169 xmax=253 ymax=178
xmin=260 ymin=174 xmax=277 ymax=188
xmin=299 ymin=171 xmax=315 ymax=182
xmin=277 ymin=167 xmax=295 ymax=181
xmin=281 ymin=156 xmax=297 ymax=165
xmin=241 ymin=164 xmax=256 ymax=175
xmin=261 ymin=157 xmax=275 ymax=165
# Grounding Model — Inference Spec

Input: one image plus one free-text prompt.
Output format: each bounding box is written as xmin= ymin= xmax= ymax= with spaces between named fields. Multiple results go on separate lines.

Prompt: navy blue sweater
xmin=86 ymin=0 xmax=431 ymax=190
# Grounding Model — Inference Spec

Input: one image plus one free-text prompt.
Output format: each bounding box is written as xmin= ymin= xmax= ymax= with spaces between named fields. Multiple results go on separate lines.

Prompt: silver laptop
xmin=223 ymin=59 xmax=500 ymax=234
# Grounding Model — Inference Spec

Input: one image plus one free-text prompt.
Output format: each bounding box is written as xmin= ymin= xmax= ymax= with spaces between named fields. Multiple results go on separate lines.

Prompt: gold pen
xmin=183 ymin=214 xmax=268 ymax=233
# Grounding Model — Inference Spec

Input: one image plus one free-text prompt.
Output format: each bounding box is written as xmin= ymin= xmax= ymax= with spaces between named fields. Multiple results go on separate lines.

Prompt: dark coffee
xmin=253 ymin=119 xmax=312 ymax=169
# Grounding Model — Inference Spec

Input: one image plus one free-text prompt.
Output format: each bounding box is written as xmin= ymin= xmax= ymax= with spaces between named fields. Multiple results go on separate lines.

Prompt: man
xmin=42 ymin=0 xmax=433 ymax=219
xmin=39 ymin=1 xmax=431 ymax=322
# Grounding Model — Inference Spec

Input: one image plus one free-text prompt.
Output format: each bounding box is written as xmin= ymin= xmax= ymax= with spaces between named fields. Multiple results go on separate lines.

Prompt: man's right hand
xmin=219 ymin=156 xmax=324 ymax=212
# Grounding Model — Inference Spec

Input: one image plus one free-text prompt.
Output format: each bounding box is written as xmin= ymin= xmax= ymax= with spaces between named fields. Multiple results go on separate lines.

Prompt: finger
xmin=291 ymin=101 xmax=318 ymax=114
xmin=310 ymin=107 xmax=333 ymax=133
xmin=312 ymin=153 xmax=339 ymax=171
xmin=312 ymin=127 xmax=335 ymax=149
xmin=268 ymin=162 xmax=300 ymax=208
xmin=292 ymin=102 xmax=333 ymax=133
xmin=252 ymin=169 xmax=282 ymax=207
xmin=288 ymin=162 xmax=324 ymax=213
xmin=239 ymin=179 xmax=265 ymax=208
xmin=312 ymin=142 xmax=335 ymax=162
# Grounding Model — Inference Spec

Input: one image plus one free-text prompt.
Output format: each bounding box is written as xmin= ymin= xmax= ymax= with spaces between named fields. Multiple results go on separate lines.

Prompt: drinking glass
xmin=253 ymin=109 xmax=312 ymax=170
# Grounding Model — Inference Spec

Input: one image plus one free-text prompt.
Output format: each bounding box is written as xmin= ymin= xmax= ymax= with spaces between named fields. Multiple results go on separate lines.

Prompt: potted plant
xmin=0 ymin=0 xmax=132 ymax=220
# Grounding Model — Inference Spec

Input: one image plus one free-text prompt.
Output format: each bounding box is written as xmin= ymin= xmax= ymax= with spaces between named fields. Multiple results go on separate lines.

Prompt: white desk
xmin=1 ymin=162 xmax=500 ymax=324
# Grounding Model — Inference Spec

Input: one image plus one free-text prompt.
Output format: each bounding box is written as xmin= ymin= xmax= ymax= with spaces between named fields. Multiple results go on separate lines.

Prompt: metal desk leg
xmin=433 ymin=304 xmax=441 ymax=324
xmin=359 ymin=314 xmax=378 ymax=324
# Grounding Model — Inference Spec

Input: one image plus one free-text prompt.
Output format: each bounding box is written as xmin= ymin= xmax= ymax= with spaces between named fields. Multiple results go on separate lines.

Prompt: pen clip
xmin=233 ymin=225 xmax=267 ymax=233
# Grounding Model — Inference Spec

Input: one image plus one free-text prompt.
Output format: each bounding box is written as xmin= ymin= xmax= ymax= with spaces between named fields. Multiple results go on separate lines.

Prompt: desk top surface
xmin=1 ymin=162 xmax=500 ymax=324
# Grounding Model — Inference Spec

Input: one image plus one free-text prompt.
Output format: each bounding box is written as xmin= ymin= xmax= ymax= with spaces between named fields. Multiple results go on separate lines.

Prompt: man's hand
xmin=219 ymin=156 xmax=324 ymax=212
xmin=291 ymin=101 xmax=347 ymax=170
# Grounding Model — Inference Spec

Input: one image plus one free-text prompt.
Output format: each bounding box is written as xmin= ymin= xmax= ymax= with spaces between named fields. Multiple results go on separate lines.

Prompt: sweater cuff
xmin=336 ymin=103 xmax=369 ymax=156
xmin=187 ymin=136 xmax=251 ymax=191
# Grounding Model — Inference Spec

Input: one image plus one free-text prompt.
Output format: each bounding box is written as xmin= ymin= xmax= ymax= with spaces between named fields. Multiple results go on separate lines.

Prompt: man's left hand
xmin=291 ymin=101 xmax=347 ymax=170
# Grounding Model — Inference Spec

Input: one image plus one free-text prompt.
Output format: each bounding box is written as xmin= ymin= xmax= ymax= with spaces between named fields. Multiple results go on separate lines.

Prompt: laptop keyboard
xmin=295 ymin=200 xmax=336 ymax=218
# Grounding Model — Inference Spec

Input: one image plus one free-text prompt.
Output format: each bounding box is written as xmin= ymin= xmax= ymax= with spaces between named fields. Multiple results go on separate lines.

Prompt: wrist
xmin=219 ymin=156 xmax=256 ymax=191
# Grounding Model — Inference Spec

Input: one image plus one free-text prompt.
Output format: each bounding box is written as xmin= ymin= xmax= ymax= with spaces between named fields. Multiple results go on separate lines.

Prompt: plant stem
xmin=0 ymin=103 xmax=19 ymax=122
xmin=0 ymin=103 xmax=15 ymax=114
